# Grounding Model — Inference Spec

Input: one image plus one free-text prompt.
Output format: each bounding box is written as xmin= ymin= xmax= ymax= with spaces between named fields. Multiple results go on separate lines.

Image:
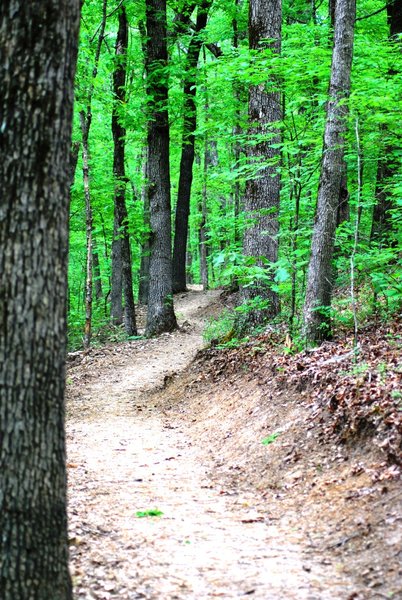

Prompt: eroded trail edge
xmin=66 ymin=288 xmax=400 ymax=599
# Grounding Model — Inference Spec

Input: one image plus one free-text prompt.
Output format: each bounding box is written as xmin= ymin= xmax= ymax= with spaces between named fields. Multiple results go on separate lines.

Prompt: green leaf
xmin=262 ymin=432 xmax=281 ymax=445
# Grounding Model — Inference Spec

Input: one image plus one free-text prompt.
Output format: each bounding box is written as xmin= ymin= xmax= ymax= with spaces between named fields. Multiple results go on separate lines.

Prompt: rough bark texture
xmin=172 ymin=0 xmax=212 ymax=293
xmin=302 ymin=0 xmax=356 ymax=344
xmin=145 ymin=0 xmax=177 ymax=336
xmin=0 ymin=1 xmax=80 ymax=598
xmin=240 ymin=0 xmax=282 ymax=330
xmin=112 ymin=7 xmax=137 ymax=336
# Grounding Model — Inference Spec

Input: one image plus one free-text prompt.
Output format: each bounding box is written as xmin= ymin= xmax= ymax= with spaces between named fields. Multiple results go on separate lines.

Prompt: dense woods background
xmin=69 ymin=0 xmax=402 ymax=349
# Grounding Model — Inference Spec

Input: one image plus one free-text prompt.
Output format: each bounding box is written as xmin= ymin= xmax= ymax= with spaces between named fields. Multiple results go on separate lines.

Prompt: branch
xmin=205 ymin=42 xmax=222 ymax=58
xmin=356 ymin=0 xmax=395 ymax=22
xmin=107 ymin=0 xmax=126 ymax=19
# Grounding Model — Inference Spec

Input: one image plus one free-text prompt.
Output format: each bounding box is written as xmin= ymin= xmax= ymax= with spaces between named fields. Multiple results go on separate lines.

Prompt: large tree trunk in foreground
xmin=145 ymin=0 xmax=177 ymax=336
xmin=303 ymin=0 xmax=356 ymax=344
xmin=112 ymin=7 xmax=137 ymax=335
xmin=240 ymin=0 xmax=282 ymax=331
xmin=0 ymin=1 xmax=80 ymax=598
xmin=172 ymin=0 xmax=212 ymax=293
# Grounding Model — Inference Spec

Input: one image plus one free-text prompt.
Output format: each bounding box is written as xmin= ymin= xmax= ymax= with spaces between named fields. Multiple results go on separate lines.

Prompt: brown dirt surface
xmin=66 ymin=287 xmax=402 ymax=599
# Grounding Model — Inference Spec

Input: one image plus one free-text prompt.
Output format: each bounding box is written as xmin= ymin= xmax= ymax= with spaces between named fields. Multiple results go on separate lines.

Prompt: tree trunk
xmin=0 ymin=1 xmax=80 ymax=598
xmin=70 ymin=141 xmax=80 ymax=186
xmin=112 ymin=7 xmax=137 ymax=336
xmin=240 ymin=0 xmax=282 ymax=331
xmin=172 ymin=0 xmax=212 ymax=293
xmin=79 ymin=111 xmax=94 ymax=349
xmin=303 ymin=0 xmax=356 ymax=344
xmin=200 ymin=140 xmax=209 ymax=290
xmin=92 ymin=238 xmax=103 ymax=300
xmin=111 ymin=222 xmax=123 ymax=323
xmin=79 ymin=0 xmax=108 ymax=348
xmin=371 ymin=156 xmax=394 ymax=242
xmin=144 ymin=0 xmax=177 ymax=336
xmin=387 ymin=0 xmax=402 ymax=38
xmin=138 ymin=25 xmax=151 ymax=305
xmin=139 ymin=149 xmax=151 ymax=304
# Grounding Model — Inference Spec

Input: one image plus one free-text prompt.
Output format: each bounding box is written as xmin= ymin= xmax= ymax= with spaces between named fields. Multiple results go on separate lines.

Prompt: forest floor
xmin=66 ymin=286 xmax=401 ymax=600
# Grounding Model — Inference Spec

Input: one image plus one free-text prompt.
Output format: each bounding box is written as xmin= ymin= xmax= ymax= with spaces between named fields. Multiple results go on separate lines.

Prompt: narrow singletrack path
xmin=66 ymin=288 xmax=361 ymax=599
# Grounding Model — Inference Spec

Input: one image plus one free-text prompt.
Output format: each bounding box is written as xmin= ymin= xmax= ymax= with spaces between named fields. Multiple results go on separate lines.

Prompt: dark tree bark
xmin=92 ymin=238 xmax=103 ymax=300
xmin=0 ymin=1 xmax=80 ymax=598
xmin=303 ymin=0 xmax=356 ymax=344
xmin=144 ymin=0 xmax=177 ymax=336
xmin=172 ymin=0 xmax=212 ymax=293
xmin=387 ymin=0 xmax=402 ymax=37
xmin=240 ymin=0 xmax=282 ymax=331
xmin=111 ymin=219 xmax=123 ymax=323
xmin=139 ymin=149 xmax=151 ymax=304
xmin=336 ymin=162 xmax=350 ymax=226
xmin=111 ymin=7 xmax=137 ymax=335
xmin=70 ymin=141 xmax=80 ymax=186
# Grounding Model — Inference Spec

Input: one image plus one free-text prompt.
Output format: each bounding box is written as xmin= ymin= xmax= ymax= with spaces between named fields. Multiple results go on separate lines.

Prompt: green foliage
xmin=262 ymin=432 xmax=281 ymax=446
xmin=203 ymin=309 xmax=236 ymax=344
xmin=68 ymin=0 xmax=402 ymax=348
xmin=136 ymin=509 xmax=164 ymax=518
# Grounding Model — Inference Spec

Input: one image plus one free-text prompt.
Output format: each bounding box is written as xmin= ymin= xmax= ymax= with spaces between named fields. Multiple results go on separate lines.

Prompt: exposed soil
xmin=66 ymin=287 xmax=402 ymax=599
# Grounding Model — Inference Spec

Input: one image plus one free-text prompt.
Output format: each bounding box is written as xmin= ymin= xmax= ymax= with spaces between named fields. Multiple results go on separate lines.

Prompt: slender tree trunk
xmin=172 ymin=0 xmax=212 ymax=293
xmin=79 ymin=0 xmax=108 ymax=348
xmin=139 ymin=149 xmax=151 ymax=304
xmin=200 ymin=137 xmax=209 ymax=290
xmin=92 ymin=238 xmax=103 ymax=300
xmin=138 ymin=25 xmax=151 ymax=305
xmin=371 ymin=156 xmax=394 ymax=242
xmin=303 ymin=0 xmax=356 ymax=344
xmin=240 ymin=0 xmax=282 ymax=330
xmin=145 ymin=0 xmax=177 ymax=336
xmin=0 ymin=1 xmax=80 ymax=598
xmin=289 ymin=158 xmax=302 ymax=334
xmin=111 ymin=221 xmax=123 ymax=323
xmin=70 ymin=141 xmax=80 ymax=186
xmin=112 ymin=7 xmax=137 ymax=335
xmin=80 ymin=110 xmax=94 ymax=349
xmin=336 ymin=163 xmax=350 ymax=226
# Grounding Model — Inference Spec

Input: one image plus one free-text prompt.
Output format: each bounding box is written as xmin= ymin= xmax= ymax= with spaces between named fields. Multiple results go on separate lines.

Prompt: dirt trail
xmin=66 ymin=288 xmax=396 ymax=599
